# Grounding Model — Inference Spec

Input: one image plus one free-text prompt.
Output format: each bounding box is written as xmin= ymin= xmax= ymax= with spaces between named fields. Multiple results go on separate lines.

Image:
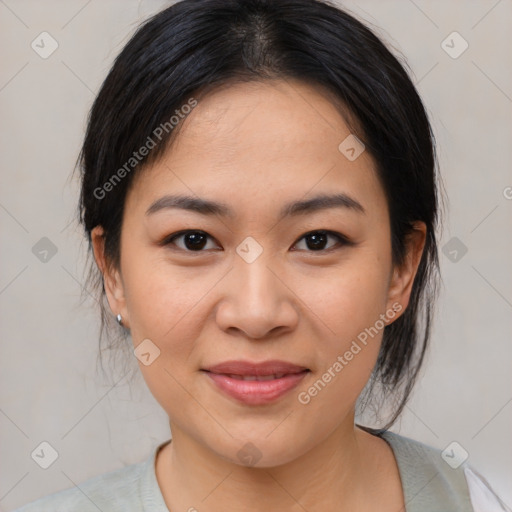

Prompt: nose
xmin=214 ymin=250 xmax=299 ymax=340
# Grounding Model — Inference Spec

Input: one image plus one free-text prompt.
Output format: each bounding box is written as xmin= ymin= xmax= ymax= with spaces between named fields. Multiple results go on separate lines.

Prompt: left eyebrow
xmin=280 ymin=193 xmax=366 ymax=217
xmin=145 ymin=192 xmax=366 ymax=219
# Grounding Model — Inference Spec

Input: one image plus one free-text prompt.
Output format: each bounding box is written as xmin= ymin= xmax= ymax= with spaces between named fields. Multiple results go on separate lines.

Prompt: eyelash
xmin=160 ymin=229 xmax=352 ymax=254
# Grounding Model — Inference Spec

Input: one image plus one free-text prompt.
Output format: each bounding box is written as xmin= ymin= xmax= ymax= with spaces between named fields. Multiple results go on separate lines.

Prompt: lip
xmin=203 ymin=359 xmax=309 ymax=376
xmin=201 ymin=360 xmax=310 ymax=405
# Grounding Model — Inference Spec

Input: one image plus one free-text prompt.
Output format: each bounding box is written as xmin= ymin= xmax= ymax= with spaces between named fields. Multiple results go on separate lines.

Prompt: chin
xmin=211 ymin=432 xmax=313 ymax=469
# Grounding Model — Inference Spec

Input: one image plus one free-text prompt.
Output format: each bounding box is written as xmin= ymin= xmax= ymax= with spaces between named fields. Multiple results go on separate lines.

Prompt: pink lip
xmin=201 ymin=360 xmax=310 ymax=405
xmin=203 ymin=359 xmax=309 ymax=376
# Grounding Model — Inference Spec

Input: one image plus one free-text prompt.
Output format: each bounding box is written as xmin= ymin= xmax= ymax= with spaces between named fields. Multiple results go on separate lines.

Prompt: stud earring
xmin=116 ymin=314 xmax=123 ymax=326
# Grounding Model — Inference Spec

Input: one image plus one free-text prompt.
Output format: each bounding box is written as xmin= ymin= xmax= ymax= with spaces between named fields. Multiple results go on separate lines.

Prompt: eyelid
xmin=161 ymin=229 xmax=352 ymax=253
xmin=291 ymin=229 xmax=352 ymax=252
xmin=160 ymin=230 xmax=221 ymax=250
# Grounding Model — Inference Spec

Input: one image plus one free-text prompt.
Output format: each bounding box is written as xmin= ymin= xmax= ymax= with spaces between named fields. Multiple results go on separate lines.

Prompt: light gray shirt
xmin=13 ymin=431 xmax=510 ymax=511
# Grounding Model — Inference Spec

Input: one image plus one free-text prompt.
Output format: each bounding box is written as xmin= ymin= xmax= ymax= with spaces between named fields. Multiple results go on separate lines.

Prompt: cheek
xmin=296 ymin=249 xmax=391 ymax=340
xmin=122 ymin=250 xmax=216 ymax=340
xmin=121 ymin=234 xmax=392 ymax=416
xmin=120 ymin=251 xmax=227 ymax=409
xmin=292 ymin=271 xmax=388 ymax=424
xmin=121 ymin=259 xmax=207 ymax=416
xmin=294 ymin=248 xmax=391 ymax=389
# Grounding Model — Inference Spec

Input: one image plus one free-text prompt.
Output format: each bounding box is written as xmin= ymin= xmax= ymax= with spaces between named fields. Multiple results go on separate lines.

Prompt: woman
xmin=14 ymin=0 xmax=509 ymax=510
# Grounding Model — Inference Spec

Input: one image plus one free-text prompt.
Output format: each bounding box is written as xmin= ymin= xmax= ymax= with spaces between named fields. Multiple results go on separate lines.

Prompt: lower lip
xmin=203 ymin=371 xmax=309 ymax=405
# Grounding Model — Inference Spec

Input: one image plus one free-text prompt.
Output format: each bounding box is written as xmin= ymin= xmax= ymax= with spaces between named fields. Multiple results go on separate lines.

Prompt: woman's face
xmin=94 ymin=79 xmax=424 ymax=467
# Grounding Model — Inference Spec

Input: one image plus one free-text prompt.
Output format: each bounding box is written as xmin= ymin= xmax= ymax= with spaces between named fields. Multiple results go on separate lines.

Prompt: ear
xmin=91 ymin=226 xmax=130 ymax=328
xmin=385 ymin=221 xmax=427 ymax=322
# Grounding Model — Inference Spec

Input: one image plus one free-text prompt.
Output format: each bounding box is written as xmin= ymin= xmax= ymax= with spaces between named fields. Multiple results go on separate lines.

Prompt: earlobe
xmin=385 ymin=222 xmax=427 ymax=319
xmin=91 ymin=226 xmax=129 ymax=327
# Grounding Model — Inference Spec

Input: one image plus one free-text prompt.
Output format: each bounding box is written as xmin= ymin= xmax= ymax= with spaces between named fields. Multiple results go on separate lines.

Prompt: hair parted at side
xmin=77 ymin=0 xmax=443 ymax=430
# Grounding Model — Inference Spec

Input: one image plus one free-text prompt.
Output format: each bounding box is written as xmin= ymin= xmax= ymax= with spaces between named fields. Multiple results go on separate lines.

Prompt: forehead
xmin=126 ymin=79 xmax=386 ymax=220
xmin=170 ymin=79 xmax=359 ymax=167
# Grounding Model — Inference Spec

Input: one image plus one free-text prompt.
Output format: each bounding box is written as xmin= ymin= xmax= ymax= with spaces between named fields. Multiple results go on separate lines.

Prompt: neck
xmin=156 ymin=415 xmax=385 ymax=511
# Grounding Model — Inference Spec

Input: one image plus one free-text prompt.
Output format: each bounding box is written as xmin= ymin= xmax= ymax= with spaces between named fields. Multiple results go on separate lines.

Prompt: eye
xmin=292 ymin=230 xmax=350 ymax=252
xmin=162 ymin=230 xmax=219 ymax=252
xmin=162 ymin=229 xmax=351 ymax=253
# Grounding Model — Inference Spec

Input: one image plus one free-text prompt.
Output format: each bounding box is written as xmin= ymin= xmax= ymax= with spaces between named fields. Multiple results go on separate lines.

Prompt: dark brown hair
xmin=78 ymin=0 xmax=442 ymax=429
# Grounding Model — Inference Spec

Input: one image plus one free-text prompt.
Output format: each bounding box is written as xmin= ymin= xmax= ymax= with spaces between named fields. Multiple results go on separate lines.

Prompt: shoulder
xmin=464 ymin=466 xmax=512 ymax=512
xmin=12 ymin=459 xmax=148 ymax=512
xmin=380 ymin=430 xmax=510 ymax=512
xmin=380 ymin=430 xmax=473 ymax=510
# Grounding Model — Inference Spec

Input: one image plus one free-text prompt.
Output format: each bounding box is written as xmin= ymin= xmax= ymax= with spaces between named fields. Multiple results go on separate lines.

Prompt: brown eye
xmin=164 ymin=230 xmax=219 ymax=252
xmin=292 ymin=230 xmax=350 ymax=252
xmin=162 ymin=229 xmax=351 ymax=254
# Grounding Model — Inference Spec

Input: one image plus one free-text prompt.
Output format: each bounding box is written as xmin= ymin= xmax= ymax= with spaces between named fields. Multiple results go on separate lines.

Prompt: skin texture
xmin=92 ymin=79 xmax=426 ymax=511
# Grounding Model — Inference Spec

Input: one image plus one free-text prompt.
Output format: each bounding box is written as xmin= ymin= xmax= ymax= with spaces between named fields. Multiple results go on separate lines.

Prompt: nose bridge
xmin=233 ymin=240 xmax=281 ymax=310
xmin=215 ymin=237 xmax=298 ymax=338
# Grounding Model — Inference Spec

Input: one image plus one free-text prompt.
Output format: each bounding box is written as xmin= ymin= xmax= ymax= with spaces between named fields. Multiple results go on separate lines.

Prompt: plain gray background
xmin=1 ymin=0 xmax=511 ymax=510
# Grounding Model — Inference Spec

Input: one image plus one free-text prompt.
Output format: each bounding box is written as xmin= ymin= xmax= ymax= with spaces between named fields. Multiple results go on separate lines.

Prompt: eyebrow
xmin=145 ymin=192 xmax=365 ymax=219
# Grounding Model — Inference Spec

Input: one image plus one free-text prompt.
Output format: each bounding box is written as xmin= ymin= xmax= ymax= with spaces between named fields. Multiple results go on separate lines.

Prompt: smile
xmin=202 ymin=370 xmax=310 ymax=405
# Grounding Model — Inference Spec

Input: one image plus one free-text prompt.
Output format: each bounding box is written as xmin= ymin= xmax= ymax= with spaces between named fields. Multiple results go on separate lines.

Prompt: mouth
xmin=201 ymin=360 xmax=310 ymax=405
xmin=214 ymin=373 xmax=296 ymax=381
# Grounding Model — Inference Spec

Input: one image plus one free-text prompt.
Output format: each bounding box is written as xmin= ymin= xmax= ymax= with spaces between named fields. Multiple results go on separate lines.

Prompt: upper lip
xmin=202 ymin=360 xmax=309 ymax=376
